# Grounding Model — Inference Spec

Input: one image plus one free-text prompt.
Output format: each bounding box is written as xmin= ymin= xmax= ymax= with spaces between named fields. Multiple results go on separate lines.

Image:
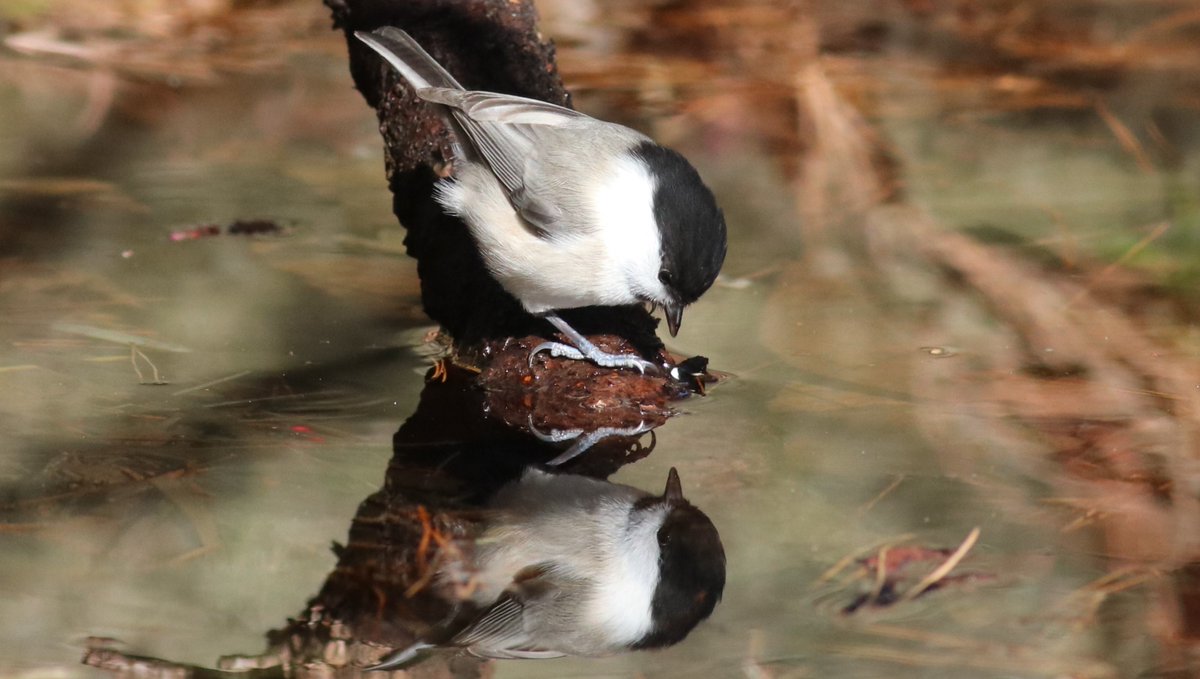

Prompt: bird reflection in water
xmin=369 ymin=465 xmax=724 ymax=668
xmin=351 ymin=361 xmax=725 ymax=671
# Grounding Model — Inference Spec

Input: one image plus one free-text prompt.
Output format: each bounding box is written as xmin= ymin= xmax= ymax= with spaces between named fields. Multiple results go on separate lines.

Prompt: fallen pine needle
xmin=899 ymin=526 xmax=980 ymax=603
xmin=172 ymin=370 xmax=250 ymax=396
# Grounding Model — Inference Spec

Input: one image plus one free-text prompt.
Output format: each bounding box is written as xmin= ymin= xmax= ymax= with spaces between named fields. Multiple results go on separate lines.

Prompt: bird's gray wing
xmin=449 ymin=563 xmax=567 ymax=658
xmin=419 ymin=88 xmax=589 ymax=233
xmin=356 ymin=28 xmax=581 ymax=232
xmin=450 ymin=591 xmax=536 ymax=655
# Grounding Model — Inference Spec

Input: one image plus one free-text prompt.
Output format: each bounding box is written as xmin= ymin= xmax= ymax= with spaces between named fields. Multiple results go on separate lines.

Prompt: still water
xmin=2 ymin=1 xmax=1198 ymax=677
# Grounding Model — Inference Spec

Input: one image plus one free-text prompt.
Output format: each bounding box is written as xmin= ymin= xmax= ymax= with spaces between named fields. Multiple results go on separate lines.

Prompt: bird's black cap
xmin=632 ymin=142 xmax=728 ymax=308
xmin=632 ymin=469 xmax=726 ymax=649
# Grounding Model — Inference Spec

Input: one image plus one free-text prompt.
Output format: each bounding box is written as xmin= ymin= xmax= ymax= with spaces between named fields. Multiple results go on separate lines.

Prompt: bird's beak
xmin=664 ymin=302 xmax=684 ymax=337
xmin=663 ymin=467 xmax=684 ymax=502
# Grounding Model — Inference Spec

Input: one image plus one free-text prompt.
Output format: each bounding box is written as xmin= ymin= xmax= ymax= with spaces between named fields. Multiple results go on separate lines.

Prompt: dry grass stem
xmin=812 ymin=534 xmax=917 ymax=588
xmin=1066 ymin=220 xmax=1172 ymax=308
xmin=898 ymin=527 xmax=981 ymax=603
xmin=857 ymin=475 xmax=905 ymax=517
xmin=171 ymin=371 xmax=251 ymax=397
xmin=1095 ymin=100 xmax=1155 ymax=173
xmin=869 ymin=545 xmax=891 ymax=603
xmin=130 ymin=344 xmax=167 ymax=385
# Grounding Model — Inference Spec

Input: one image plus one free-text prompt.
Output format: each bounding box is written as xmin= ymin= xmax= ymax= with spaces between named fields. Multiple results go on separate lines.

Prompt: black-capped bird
xmin=357 ymin=27 xmax=727 ymax=372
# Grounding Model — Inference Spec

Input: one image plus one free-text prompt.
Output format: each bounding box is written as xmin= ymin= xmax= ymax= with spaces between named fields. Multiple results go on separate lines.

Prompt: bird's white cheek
xmin=591 ymin=157 xmax=668 ymax=301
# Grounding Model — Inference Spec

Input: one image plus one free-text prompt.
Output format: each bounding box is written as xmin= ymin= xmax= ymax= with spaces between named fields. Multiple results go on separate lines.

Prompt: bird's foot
xmin=364 ymin=641 xmax=435 ymax=671
xmin=529 ymin=312 xmax=660 ymax=374
xmin=528 ymin=417 xmax=653 ymax=466
xmin=527 ymin=340 xmax=657 ymax=374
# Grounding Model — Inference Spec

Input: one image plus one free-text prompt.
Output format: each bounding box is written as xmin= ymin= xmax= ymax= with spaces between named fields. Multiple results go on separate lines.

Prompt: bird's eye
xmin=658 ymin=270 xmax=672 ymax=285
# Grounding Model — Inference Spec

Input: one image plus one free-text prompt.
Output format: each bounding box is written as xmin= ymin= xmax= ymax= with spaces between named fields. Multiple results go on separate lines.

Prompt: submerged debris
xmin=168 ymin=219 xmax=286 ymax=241
xmin=820 ymin=528 xmax=993 ymax=615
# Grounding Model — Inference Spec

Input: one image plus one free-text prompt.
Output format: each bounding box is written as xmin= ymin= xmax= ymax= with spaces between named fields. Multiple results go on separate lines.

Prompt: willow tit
xmin=366 ymin=467 xmax=725 ymax=668
xmin=356 ymin=28 xmax=728 ymax=373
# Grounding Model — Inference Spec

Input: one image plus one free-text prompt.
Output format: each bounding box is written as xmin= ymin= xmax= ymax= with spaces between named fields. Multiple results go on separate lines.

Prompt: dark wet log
xmin=324 ymin=0 xmax=669 ymax=368
xmin=478 ymin=336 xmax=686 ymax=438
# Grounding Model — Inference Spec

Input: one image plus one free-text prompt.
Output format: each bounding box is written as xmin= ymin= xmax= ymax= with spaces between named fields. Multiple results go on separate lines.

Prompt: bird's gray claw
xmin=584 ymin=349 xmax=654 ymax=374
xmin=527 ymin=415 xmax=583 ymax=443
xmin=528 ymin=341 xmax=586 ymax=367
xmin=629 ymin=357 xmax=656 ymax=375
xmin=544 ymin=420 xmax=655 ymax=466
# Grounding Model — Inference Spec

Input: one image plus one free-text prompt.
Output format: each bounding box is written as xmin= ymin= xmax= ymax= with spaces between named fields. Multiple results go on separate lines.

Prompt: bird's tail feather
xmin=354 ymin=27 xmax=463 ymax=91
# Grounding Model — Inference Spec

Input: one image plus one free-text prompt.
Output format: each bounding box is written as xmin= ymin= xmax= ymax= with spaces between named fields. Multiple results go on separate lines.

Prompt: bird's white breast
xmin=434 ymin=155 xmax=670 ymax=314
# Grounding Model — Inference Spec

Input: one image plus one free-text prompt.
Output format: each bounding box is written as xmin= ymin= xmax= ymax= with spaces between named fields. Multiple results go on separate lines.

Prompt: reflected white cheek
xmin=588 ymin=506 xmax=664 ymax=645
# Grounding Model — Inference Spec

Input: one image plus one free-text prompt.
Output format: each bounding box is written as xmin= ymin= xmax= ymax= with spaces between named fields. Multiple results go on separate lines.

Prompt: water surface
xmin=2 ymin=2 xmax=1199 ymax=677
